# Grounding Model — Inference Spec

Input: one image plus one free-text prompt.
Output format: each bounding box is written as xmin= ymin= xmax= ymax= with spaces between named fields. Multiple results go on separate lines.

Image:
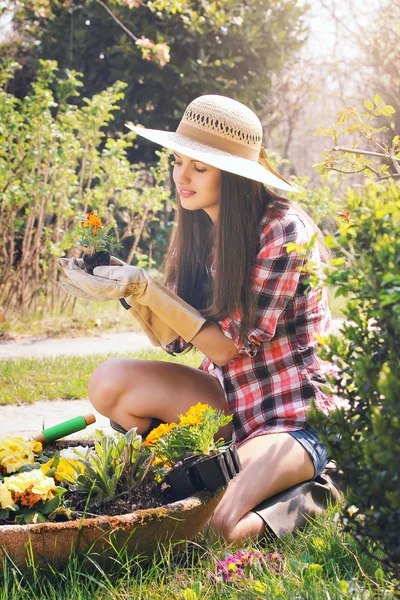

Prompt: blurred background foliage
xmin=0 ymin=0 xmax=312 ymax=315
xmin=1 ymin=0 xmax=308 ymax=165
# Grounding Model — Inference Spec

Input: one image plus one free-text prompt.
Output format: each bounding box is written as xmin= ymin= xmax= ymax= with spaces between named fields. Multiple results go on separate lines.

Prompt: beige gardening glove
xmin=58 ymin=256 xmax=177 ymax=345
xmin=58 ymin=257 xmax=206 ymax=345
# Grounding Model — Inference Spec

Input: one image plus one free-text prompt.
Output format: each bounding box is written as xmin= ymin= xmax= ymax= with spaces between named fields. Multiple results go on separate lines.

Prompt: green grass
xmin=0 ymin=350 xmax=203 ymax=405
xmin=0 ymin=505 xmax=395 ymax=599
xmin=0 ymin=299 xmax=142 ymax=340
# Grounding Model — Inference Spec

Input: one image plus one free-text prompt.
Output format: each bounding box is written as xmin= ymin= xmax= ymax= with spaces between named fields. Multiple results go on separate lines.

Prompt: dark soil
xmin=83 ymin=251 xmax=110 ymax=275
xmin=64 ymin=482 xmax=174 ymax=519
xmin=0 ymin=484 xmax=174 ymax=526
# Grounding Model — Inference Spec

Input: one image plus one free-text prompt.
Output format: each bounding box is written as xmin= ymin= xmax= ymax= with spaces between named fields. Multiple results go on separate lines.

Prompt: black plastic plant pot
xmin=165 ymin=445 xmax=243 ymax=499
xmin=83 ymin=250 xmax=110 ymax=275
xmin=222 ymin=445 xmax=236 ymax=479
xmin=165 ymin=464 xmax=199 ymax=501
xmin=227 ymin=442 xmax=242 ymax=475
xmin=195 ymin=453 xmax=231 ymax=492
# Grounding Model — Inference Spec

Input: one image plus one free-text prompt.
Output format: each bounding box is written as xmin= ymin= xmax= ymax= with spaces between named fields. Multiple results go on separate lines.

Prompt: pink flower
xmin=136 ymin=36 xmax=155 ymax=49
xmin=211 ymin=550 xmax=282 ymax=583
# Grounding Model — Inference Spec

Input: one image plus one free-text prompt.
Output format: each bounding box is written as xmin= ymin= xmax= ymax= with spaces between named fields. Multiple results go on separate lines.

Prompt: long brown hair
xmin=164 ymin=171 xmax=327 ymax=337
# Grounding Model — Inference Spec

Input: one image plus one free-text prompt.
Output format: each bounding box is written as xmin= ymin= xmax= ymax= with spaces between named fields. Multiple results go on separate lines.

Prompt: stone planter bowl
xmin=0 ymin=489 xmax=224 ymax=572
xmin=0 ymin=440 xmax=225 ymax=572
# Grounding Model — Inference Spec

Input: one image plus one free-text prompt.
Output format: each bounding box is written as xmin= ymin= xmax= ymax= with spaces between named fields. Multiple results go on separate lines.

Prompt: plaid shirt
xmin=163 ymin=204 xmax=340 ymax=446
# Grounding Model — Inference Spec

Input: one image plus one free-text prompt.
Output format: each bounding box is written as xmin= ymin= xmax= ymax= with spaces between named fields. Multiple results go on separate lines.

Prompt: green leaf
xmin=374 ymin=94 xmax=382 ymax=107
xmin=16 ymin=510 xmax=48 ymax=524
xmin=48 ymin=506 xmax=76 ymax=521
xmin=380 ymin=105 xmax=396 ymax=116
xmin=364 ymin=100 xmax=374 ymax=111
xmin=374 ymin=567 xmax=385 ymax=581
xmin=41 ymin=492 xmax=63 ymax=515
xmin=324 ymin=235 xmax=337 ymax=248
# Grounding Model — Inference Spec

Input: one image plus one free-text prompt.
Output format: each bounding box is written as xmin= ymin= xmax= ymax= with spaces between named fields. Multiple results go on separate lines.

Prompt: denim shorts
xmin=289 ymin=427 xmax=329 ymax=478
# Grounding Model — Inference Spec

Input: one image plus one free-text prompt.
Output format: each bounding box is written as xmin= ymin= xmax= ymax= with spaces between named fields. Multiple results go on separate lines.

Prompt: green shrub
xmin=0 ymin=59 xmax=171 ymax=315
xmin=312 ymin=181 xmax=400 ymax=579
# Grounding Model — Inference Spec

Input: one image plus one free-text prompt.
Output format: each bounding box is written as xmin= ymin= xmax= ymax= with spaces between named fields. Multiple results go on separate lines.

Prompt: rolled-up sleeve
xmin=161 ymin=336 xmax=193 ymax=356
xmin=160 ymin=278 xmax=193 ymax=355
xmin=218 ymin=214 xmax=308 ymax=357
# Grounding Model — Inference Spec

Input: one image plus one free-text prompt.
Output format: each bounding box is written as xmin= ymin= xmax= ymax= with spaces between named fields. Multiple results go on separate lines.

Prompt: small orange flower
xmin=81 ymin=212 xmax=102 ymax=229
xmin=143 ymin=422 xmax=176 ymax=446
xmin=86 ymin=212 xmax=102 ymax=229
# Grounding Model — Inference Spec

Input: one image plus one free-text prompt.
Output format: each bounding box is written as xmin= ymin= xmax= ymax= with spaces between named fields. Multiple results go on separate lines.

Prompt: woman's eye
xmin=172 ymin=160 xmax=205 ymax=173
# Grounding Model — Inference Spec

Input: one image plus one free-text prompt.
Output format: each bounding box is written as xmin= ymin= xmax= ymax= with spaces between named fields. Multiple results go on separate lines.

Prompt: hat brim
xmin=125 ymin=124 xmax=298 ymax=194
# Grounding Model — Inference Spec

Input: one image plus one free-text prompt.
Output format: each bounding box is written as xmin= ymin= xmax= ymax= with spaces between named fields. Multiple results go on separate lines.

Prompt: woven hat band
xmin=176 ymin=121 xmax=260 ymax=161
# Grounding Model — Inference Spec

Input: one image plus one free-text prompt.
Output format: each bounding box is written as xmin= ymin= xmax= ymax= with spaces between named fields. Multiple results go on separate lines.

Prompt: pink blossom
xmin=211 ymin=550 xmax=281 ymax=583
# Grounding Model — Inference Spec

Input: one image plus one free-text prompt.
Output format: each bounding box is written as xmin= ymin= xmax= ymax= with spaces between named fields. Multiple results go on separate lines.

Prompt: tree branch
xmin=95 ymin=0 xmax=138 ymax=42
xmin=332 ymin=146 xmax=400 ymax=163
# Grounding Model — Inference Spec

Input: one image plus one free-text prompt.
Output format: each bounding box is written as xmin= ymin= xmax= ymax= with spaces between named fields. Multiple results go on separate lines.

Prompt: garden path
xmin=0 ymin=331 xmax=153 ymax=360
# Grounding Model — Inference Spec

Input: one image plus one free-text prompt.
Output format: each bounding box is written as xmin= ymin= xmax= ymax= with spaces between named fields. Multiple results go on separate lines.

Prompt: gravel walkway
xmin=0 ymin=331 xmax=153 ymax=360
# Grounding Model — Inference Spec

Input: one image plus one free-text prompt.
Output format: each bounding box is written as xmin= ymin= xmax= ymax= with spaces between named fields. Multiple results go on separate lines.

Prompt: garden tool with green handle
xmin=58 ymin=257 xmax=206 ymax=346
xmin=34 ymin=414 xmax=96 ymax=444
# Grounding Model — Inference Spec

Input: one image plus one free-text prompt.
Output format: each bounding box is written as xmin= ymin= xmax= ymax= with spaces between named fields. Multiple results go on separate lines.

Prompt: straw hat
xmin=125 ymin=94 xmax=298 ymax=193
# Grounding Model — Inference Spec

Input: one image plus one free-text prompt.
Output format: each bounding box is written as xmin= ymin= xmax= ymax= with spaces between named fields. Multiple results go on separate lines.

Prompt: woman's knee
xmin=88 ymin=358 xmax=130 ymax=413
xmin=210 ymin=502 xmax=237 ymax=542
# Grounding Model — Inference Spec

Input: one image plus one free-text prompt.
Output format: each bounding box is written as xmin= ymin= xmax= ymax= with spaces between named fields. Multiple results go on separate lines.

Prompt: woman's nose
xmin=174 ymin=165 xmax=191 ymax=185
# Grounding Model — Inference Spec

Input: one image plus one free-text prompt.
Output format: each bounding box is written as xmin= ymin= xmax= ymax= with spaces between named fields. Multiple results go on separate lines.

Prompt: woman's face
xmin=172 ymin=151 xmax=221 ymax=222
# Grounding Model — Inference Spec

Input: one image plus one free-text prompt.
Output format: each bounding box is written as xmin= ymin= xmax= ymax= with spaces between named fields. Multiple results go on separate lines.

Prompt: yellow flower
xmin=0 ymin=436 xmax=41 ymax=474
xmin=151 ymin=455 xmax=172 ymax=470
xmin=143 ymin=422 xmax=176 ymax=446
xmin=4 ymin=470 xmax=57 ymax=508
xmin=178 ymin=402 xmax=209 ymax=427
xmin=41 ymin=457 xmax=84 ymax=482
xmin=32 ymin=440 xmax=43 ymax=454
xmin=0 ymin=483 xmax=14 ymax=510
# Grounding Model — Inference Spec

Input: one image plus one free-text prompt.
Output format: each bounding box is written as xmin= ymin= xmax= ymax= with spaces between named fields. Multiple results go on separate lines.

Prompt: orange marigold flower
xmin=143 ymin=422 xmax=176 ymax=446
xmin=178 ymin=402 xmax=209 ymax=427
xmin=86 ymin=212 xmax=102 ymax=229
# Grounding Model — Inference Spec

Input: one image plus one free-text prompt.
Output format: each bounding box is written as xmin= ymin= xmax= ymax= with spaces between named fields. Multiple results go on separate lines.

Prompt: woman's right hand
xmin=58 ymin=256 xmax=127 ymax=301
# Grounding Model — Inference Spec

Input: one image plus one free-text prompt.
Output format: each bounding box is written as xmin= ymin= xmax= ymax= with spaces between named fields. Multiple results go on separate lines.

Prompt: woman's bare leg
xmin=89 ymin=357 xmax=313 ymax=544
xmin=210 ymin=432 xmax=315 ymax=544
xmin=88 ymin=358 xmax=232 ymax=440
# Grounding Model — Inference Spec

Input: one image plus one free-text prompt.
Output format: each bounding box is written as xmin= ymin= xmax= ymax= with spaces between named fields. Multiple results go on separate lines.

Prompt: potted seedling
xmin=145 ymin=403 xmax=242 ymax=500
xmin=77 ymin=211 xmax=122 ymax=275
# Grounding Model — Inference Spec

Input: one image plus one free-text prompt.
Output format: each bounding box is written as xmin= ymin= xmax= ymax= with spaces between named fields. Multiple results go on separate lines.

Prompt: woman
xmin=59 ymin=94 xmax=340 ymax=543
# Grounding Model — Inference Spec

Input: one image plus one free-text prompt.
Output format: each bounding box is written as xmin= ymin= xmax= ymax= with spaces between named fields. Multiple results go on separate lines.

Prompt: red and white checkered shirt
xmin=163 ymin=204 xmax=341 ymax=446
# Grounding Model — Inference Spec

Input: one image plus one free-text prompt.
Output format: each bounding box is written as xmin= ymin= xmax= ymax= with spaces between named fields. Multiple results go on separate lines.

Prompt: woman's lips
xmin=179 ymin=190 xmax=196 ymax=197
